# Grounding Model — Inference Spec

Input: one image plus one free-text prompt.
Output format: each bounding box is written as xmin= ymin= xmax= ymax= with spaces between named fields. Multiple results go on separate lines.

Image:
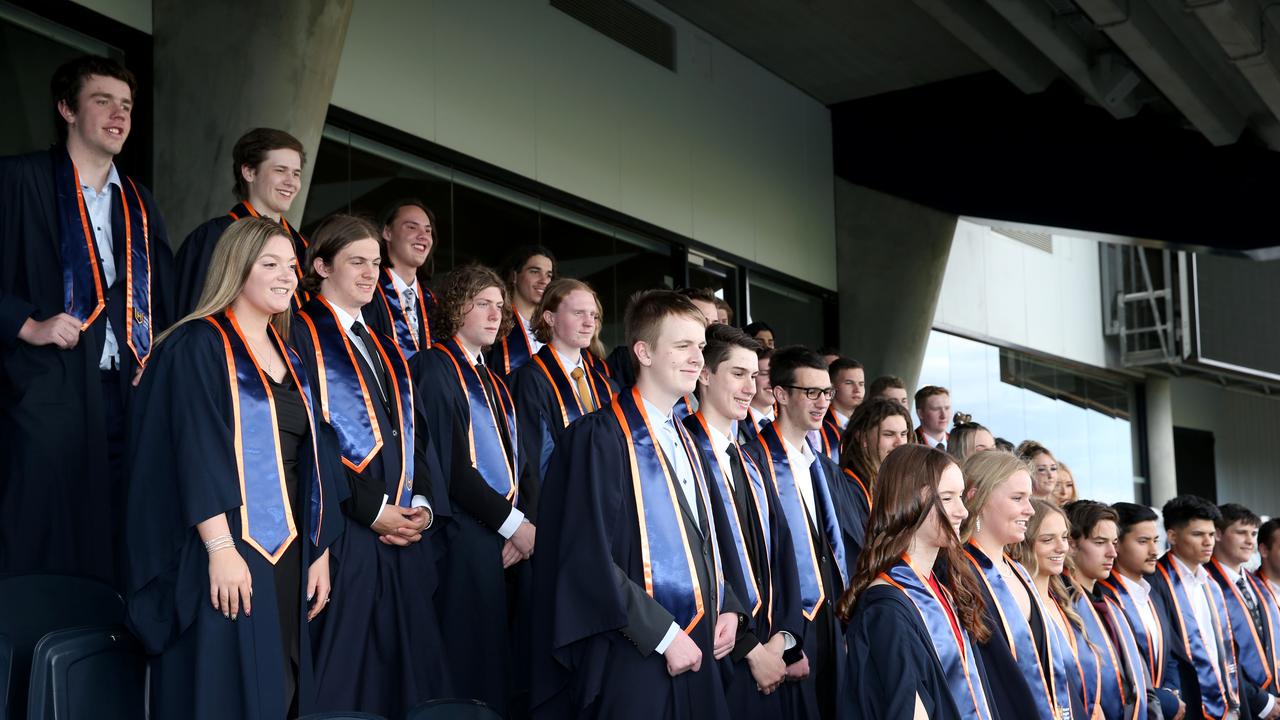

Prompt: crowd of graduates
xmin=4 ymin=54 xmax=1280 ymax=720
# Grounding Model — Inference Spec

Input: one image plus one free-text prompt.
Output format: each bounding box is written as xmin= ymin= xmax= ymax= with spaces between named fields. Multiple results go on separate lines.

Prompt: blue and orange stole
xmin=435 ymin=337 xmax=520 ymax=503
xmin=227 ymin=201 xmax=310 ymax=311
xmin=881 ymin=557 xmax=994 ymax=720
xmin=494 ymin=310 xmax=536 ymax=376
xmin=817 ymin=408 xmax=842 ymax=462
xmin=297 ymin=297 xmax=415 ymax=505
xmin=55 ymin=146 xmax=152 ymax=365
xmin=205 ymin=310 xmax=325 ymax=560
xmin=1072 ymin=588 xmax=1134 ymax=720
xmin=529 ymin=345 xmax=612 ymax=428
xmin=686 ymin=412 xmax=771 ymax=620
xmin=756 ymin=422 xmax=847 ymax=620
xmin=1208 ymin=559 xmax=1280 ymax=695
xmin=1097 ymin=573 xmax=1166 ymax=688
xmin=1154 ymin=553 xmax=1239 ymax=719
xmin=842 ymin=467 xmax=871 ymax=510
xmin=612 ymin=388 xmax=724 ymax=630
xmin=964 ymin=545 xmax=1064 ymax=719
xmin=372 ymin=266 xmax=434 ymax=358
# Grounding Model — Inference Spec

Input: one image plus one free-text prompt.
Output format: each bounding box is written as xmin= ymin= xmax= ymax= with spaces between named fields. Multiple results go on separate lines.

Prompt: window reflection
xmin=748 ymin=274 xmax=825 ymax=349
xmin=921 ymin=330 xmax=1138 ymax=503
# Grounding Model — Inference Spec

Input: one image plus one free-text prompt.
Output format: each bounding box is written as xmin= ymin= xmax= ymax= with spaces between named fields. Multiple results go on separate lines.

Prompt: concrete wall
xmin=1170 ymin=378 xmax=1280 ymax=513
xmin=74 ymin=0 xmax=150 ymax=32
xmin=933 ymin=219 xmax=1108 ymax=368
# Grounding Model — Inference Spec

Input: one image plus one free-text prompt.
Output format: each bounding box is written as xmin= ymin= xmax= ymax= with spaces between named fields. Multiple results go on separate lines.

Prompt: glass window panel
xmin=748 ymin=274 xmax=824 ymax=349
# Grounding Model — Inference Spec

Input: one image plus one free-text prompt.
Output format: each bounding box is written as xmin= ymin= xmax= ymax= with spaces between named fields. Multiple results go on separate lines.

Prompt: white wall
xmin=331 ymin=0 xmax=837 ymax=288
xmin=933 ymin=219 xmax=1108 ymax=368
xmin=1171 ymin=378 xmax=1280 ymax=512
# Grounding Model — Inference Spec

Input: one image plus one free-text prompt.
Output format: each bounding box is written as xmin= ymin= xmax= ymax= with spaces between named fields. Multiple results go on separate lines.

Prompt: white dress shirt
xmin=706 ymin=422 xmax=734 ymax=490
xmin=1118 ymin=573 xmax=1163 ymax=651
xmin=82 ymin=165 xmax=121 ymax=370
xmin=832 ymin=409 xmax=849 ymax=430
xmin=782 ymin=435 xmax=819 ymax=528
xmin=520 ymin=312 xmax=544 ymax=354
xmin=464 ymin=350 xmax=525 ymax=539
xmin=1171 ymin=554 xmax=1223 ymax=670
xmin=753 ymin=405 xmax=775 ymax=429
xmin=919 ymin=429 xmax=947 ymax=449
xmin=387 ymin=268 xmax=421 ymax=343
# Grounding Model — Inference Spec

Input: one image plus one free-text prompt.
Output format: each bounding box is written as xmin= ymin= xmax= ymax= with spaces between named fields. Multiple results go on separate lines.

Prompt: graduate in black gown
xmin=412 ymin=264 xmax=538 ymax=716
xmin=531 ymin=290 xmax=745 ymax=720
xmin=291 ymin=214 xmax=451 ymax=718
xmin=956 ymin=450 xmax=1073 ymax=720
xmin=487 ymin=246 xmax=555 ymax=377
xmin=0 ymin=55 xmax=175 ymax=587
xmin=683 ymin=324 xmax=802 ymax=718
xmin=363 ymin=198 xmax=439 ymax=359
xmin=126 ymin=217 xmax=343 ymax=718
xmin=742 ymin=346 xmax=865 ymax=720
xmin=738 ymin=348 xmax=774 ymax=447
xmin=839 ymin=445 xmax=996 ymax=720
xmin=510 ymin=278 xmax=615 ymax=485
xmin=837 ymin=398 xmax=915 ymax=519
xmin=174 ymin=128 xmax=309 ymax=317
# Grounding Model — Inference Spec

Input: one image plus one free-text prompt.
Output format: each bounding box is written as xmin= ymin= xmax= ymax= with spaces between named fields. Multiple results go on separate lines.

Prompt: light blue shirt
xmin=81 ymin=165 xmax=121 ymax=370
xmin=642 ymin=395 xmax=699 ymax=526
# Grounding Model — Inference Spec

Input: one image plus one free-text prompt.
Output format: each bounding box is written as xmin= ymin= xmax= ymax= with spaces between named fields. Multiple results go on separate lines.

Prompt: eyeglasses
xmin=782 ymin=385 xmax=835 ymax=401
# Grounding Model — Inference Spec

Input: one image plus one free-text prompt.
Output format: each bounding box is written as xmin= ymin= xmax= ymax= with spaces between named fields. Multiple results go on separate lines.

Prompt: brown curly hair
xmin=434 ymin=264 xmax=515 ymax=345
xmin=836 ymin=444 xmax=990 ymax=643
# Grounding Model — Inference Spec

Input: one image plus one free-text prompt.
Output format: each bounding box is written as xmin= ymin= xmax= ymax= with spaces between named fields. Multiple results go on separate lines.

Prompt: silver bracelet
xmin=204 ymin=534 xmax=235 ymax=554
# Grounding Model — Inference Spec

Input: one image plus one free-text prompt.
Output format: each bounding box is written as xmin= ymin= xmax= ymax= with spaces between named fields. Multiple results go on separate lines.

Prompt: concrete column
xmin=834 ymin=179 xmax=956 ymax=392
xmin=151 ymin=0 xmax=354 ymax=247
xmin=1145 ymin=376 xmax=1179 ymax=506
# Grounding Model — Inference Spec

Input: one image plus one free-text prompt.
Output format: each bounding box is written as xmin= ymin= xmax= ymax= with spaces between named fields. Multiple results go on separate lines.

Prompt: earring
xmin=975 ymin=516 xmax=982 ymax=533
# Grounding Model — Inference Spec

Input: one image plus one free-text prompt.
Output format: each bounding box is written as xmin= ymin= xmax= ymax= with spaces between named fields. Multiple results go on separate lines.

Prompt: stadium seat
xmin=26 ymin=625 xmax=144 ymax=720
xmin=0 ymin=574 xmax=122 ymax=719
xmin=404 ymin=698 xmax=503 ymax=720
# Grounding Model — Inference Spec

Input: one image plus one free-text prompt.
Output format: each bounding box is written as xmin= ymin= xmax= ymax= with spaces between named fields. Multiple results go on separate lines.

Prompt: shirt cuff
xmin=655 ymin=622 xmax=681 ymax=655
xmin=780 ymin=630 xmax=797 ymax=651
xmin=411 ymin=495 xmax=433 ymax=529
xmin=497 ymin=507 xmax=526 ymax=539
xmin=1263 ymin=695 xmax=1276 ymax=719
xmin=368 ymin=494 xmax=389 ymax=529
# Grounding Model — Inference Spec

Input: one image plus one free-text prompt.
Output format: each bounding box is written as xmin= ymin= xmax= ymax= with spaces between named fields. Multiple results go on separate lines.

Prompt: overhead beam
xmin=913 ymin=0 xmax=1059 ymax=93
xmin=1075 ymin=0 xmax=1246 ymax=145
xmin=1187 ymin=0 xmax=1280 ymax=142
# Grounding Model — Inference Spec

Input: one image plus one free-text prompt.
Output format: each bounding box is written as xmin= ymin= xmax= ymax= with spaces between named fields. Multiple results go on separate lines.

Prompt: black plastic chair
xmin=0 ymin=574 xmax=122 ymax=720
xmin=295 ymin=707 xmax=386 ymax=712
xmin=404 ymin=699 xmax=503 ymax=720
xmin=25 ymin=625 xmax=144 ymax=720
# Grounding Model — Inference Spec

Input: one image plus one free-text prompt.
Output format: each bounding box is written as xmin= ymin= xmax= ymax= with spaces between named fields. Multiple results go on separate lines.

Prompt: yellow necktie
xmin=570 ymin=367 xmax=595 ymax=413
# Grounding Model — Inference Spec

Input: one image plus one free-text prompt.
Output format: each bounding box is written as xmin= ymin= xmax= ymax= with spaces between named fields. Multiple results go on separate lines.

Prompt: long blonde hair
xmin=1011 ymin=499 xmax=1085 ymax=632
xmin=157 ymin=217 xmax=294 ymax=345
xmin=960 ymin=450 xmax=1031 ymax=541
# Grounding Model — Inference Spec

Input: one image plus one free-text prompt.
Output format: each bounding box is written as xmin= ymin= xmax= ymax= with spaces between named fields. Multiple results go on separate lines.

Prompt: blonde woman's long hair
xmin=959 ymin=449 xmax=1031 ymax=542
xmin=156 ymin=216 xmax=294 ymax=345
xmin=1010 ymin=499 xmax=1085 ymax=632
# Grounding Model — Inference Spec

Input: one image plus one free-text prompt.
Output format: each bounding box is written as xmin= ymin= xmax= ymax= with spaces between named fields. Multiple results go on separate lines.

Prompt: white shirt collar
xmin=1220 ymin=561 xmax=1246 ymax=585
xmin=1171 ymin=553 xmax=1209 ymax=584
xmin=81 ymin=163 xmax=121 ymax=195
xmin=387 ymin=267 xmax=418 ymax=297
xmin=706 ymin=421 xmax=733 ymax=454
xmin=554 ymin=345 xmax=584 ymax=373
xmin=782 ymin=434 xmax=816 ymax=466
xmin=328 ymin=302 xmax=368 ymax=335
xmin=833 ymin=409 xmax=849 ymax=429
xmin=1118 ymin=572 xmax=1152 ymax=599
xmin=641 ymin=395 xmax=676 ymax=432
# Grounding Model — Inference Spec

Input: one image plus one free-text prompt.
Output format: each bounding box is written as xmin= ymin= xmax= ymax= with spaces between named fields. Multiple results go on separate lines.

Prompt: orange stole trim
xmin=438 ymin=341 xmax=516 ymax=500
xmin=531 ymin=355 xmax=571 ymax=427
xmin=297 ymin=304 xmax=384 ymax=473
xmin=204 ymin=313 xmax=298 ymax=563
xmin=1213 ymin=559 xmax=1274 ymax=691
xmin=1097 ymin=575 xmax=1166 ymax=687
xmin=373 ymin=329 xmax=412 ymax=504
xmin=376 ymin=270 xmax=421 ymax=354
xmin=69 ymin=162 xmax=106 ymax=330
xmin=1157 ymin=561 xmax=1233 ymax=719
xmin=612 ymin=392 xmax=707 ymax=632
xmin=758 ymin=434 xmax=825 ymax=621
xmin=842 ymin=467 xmax=871 ymax=509
xmin=122 ymin=177 xmax=152 ymax=365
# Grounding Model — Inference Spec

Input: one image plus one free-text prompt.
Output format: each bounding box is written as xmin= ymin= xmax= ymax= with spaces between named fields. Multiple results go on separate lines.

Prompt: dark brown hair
xmin=836 ymin=445 xmax=990 ymax=642
xmin=301 ymin=214 xmax=380 ymax=295
xmin=51 ymin=55 xmax=138 ymax=142
xmin=868 ymin=375 xmax=906 ymax=398
xmin=839 ymin=397 xmax=917 ymax=486
xmin=914 ymin=385 xmax=950 ymax=406
xmin=530 ymin=277 xmax=601 ymax=344
xmin=231 ymin=128 xmax=306 ymax=200
xmin=713 ymin=296 xmax=733 ymax=324
xmin=435 ymin=264 xmax=515 ymax=343
xmin=702 ymin=323 xmax=761 ymax=374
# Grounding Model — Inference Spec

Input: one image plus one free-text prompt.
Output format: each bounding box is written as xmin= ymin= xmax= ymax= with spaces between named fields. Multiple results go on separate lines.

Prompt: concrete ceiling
xmin=654 ymin=0 xmax=991 ymax=103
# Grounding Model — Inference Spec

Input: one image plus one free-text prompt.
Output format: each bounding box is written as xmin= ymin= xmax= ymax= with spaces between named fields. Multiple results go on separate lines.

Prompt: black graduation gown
xmin=411 ymin=346 xmax=538 ymax=717
xmin=683 ymin=424 xmax=804 ymax=720
xmin=1146 ymin=565 xmax=1240 ymax=720
xmin=510 ymin=346 xmax=617 ymax=486
xmin=844 ymin=585 xmax=990 ymax=720
xmin=290 ymin=312 xmax=452 ymax=718
xmin=0 ymin=148 xmax=175 ymax=586
xmin=173 ymin=214 xmax=233 ymax=316
xmin=124 ymin=320 xmax=345 ymax=719
xmin=605 ymin=344 xmax=637 ymax=389
xmin=529 ymin=409 xmax=742 ymax=720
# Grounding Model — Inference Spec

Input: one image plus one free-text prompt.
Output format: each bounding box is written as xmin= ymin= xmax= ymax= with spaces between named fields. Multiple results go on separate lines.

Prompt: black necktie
xmin=350 ymin=321 xmax=388 ymax=403
xmin=1238 ymin=575 xmax=1264 ymax=631
xmin=725 ymin=443 xmax=743 ymax=490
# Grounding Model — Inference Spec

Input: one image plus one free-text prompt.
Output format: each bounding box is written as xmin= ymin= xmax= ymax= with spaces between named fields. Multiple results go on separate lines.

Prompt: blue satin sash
xmin=55 ymin=147 xmax=152 ymax=364
xmin=297 ymin=297 xmax=414 ymax=505
xmin=613 ymin=388 xmax=724 ymax=630
xmin=1155 ymin=554 xmax=1238 ymax=719
xmin=228 ymin=201 xmax=310 ymax=311
xmin=1097 ymin=574 xmax=1165 ymax=687
xmin=205 ymin=311 xmax=326 ymax=560
xmin=1073 ymin=592 xmax=1126 ymax=719
xmin=495 ymin=309 xmax=535 ymax=375
xmin=529 ymin=345 xmax=611 ymax=427
xmin=685 ymin=412 xmax=769 ymax=618
xmin=1028 ymin=570 xmax=1083 ymax=719
xmin=673 ymin=394 xmax=694 ymax=423
xmin=1208 ymin=559 xmax=1280 ymax=693
xmin=965 ymin=544 xmax=1060 ymax=719
xmin=882 ymin=558 xmax=994 ymax=720
xmin=757 ymin=421 xmax=847 ymax=619
xmin=372 ymin=266 xmax=432 ymax=357
xmin=436 ymin=337 xmax=519 ymax=503
xmin=1100 ymin=593 xmax=1151 ymax=720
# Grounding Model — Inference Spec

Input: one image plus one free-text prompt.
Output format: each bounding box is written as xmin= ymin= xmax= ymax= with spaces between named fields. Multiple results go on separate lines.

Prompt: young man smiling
xmin=365 ymin=198 xmax=438 ymax=358
xmin=489 ymin=245 xmax=555 ymax=377
xmin=531 ymin=290 xmax=743 ymax=720
xmin=0 ymin=55 xmax=175 ymax=586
